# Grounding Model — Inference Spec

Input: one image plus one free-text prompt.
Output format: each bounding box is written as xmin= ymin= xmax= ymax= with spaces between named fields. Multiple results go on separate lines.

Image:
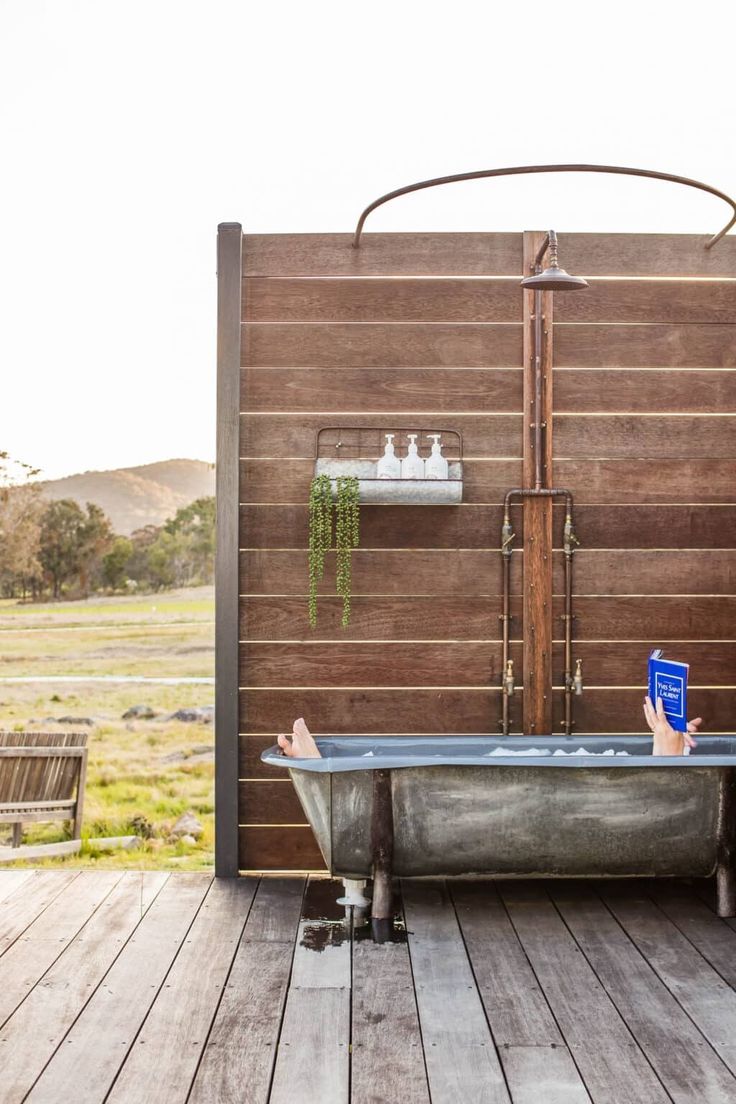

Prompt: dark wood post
xmin=522 ymin=231 xmax=554 ymax=736
xmin=215 ymin=223 xmax=243 ymax=877
xmin=371 ymin=769 xmax=395 ymax=942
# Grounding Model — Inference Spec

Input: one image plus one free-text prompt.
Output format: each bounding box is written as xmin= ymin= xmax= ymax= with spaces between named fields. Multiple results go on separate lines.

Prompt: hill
xmin=38 ymin=459 xmax=215 ymax=535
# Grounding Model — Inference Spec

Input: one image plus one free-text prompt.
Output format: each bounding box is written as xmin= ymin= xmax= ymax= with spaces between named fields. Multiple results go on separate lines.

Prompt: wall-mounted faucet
xmin=504 ymin=659 xmax=515 ymax=697
xmin=573 ymin=659 xmax=584 ymax=696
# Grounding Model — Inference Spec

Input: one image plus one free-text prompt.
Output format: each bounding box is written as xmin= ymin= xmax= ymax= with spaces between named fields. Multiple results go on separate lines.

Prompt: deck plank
xmin=552 ymin=882 xmax=736 ymax=1103
xmin=107 ymin=877 xmax=258 ymax=1104
xmin=648 ymin=881 xmax=736 ymax=990
xmin=500 ymin=882 xmax=671 ymax=1104
xmin=351 ymin=930 xmax=430 ymax=1104
xmin=188 ymin=877 xmax=305 ymax=1104
xmin=0 ymin=871 xmax=33 ymax=904
xmin=403 ymin=881 xmax=510 ymax=1104
xmin=0 ymin=870 xmax=79 ymax=957
xmin=0 ymin=872 xmax=168 ymax=1104
xmin=269 ymin=878 xmax=351 ymax=1104
xmin=0 ymin=870 xmax=122 ymax=1027
xmin=452 ymin=882 xmax=590 ymax=1103
xmin=600 ymin=882 xmax=736 ymax=1078
xmin=25 ymin=872 xmax=211 ymax=1104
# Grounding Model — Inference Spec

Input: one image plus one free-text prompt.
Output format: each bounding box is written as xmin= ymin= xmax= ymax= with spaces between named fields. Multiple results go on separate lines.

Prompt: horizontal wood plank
xmin=242 ymin=322 xmax=523 ymax=368
xmin=555 ymin=323 xmax=736 ymax=368
xmin=555 ymin=415 xmax=736 ymax=458
xmin=239 ymin=687 xmax=734 ymax=735
xmin=244 ymin=278 xmax=523 ymax=323
xmin=555 ymin=279 xmax=736 ymax=324
xmin=241 ymin=456 xmax=736 ymax=504
xmin=242 ymin=232 xmax=736 ymax=278
xmin=240 ymin=549 xmax=736 ymax=597
xmin=240 ymin=413 xmax=522 ymax=458
xmin=240 ymin=504 xmax=736 ymax=550
xmin=238 ymin=826 xmax=325 ymax=870
xmin=238 ymin=780 xmax=307 ymax=825
xmin=239 ymin=641 xmax=736 ymax=695
xmin=554 ymin=368 xmax=736 ymax=414
xmin=242 ymin=367 xmax=523 ymax=413
xmin=241 ymin=595 xmax=736 ymax=642
xmin=242 ymin=232 xmax=524 ymax=277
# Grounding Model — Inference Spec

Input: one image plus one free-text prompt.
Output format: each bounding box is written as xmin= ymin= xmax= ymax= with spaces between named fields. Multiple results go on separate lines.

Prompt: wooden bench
xmin=0 ymin=732 xmax=88 ymax=860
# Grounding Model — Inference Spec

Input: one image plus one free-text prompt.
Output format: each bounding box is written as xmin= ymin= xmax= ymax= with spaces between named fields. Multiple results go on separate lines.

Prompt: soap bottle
xmin=376 ymin=433 xmax=401 ymax=479
xmin=424 ymin=433 xmax=449 ymax=479
xmin=400 ymin=434 xmax=425 ymax=479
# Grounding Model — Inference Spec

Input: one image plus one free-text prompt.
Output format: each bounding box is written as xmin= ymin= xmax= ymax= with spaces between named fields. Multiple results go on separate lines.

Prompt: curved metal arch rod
xmin=351 ymin=164 xmax=736 ymax=250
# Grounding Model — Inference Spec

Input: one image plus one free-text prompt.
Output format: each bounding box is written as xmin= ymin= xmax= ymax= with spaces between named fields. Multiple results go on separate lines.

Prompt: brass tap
xmin=573 ymin=658 xmax=583 ymax=696
xmin=504 ymin=659 xmax=515 ymax=697
xmin=501 ymin=515 xmax=515 ymax=558
xmin=563 ymin=513 xmax=579 ymax=555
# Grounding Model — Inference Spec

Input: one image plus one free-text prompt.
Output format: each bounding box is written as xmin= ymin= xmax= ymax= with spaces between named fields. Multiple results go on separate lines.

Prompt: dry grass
xmin=0 ymin=587 xmax=215 ymax=870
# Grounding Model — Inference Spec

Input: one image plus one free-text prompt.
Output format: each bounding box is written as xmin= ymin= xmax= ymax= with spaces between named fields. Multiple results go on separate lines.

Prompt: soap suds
xmin=486 ymin=746 xmax=630 ymax=757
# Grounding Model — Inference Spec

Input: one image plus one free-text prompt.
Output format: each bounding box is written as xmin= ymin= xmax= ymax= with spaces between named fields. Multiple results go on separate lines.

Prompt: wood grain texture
xmin=402 ymin=881 xmax=511 ymax=1104
xmin=550 ymin=882 xmax=736 ymax=1099
xmin=599 ymin=882 xmax=736 ymax=1076
xmin=241 ymin=413 xmax=522 ymax=458
xmin=242 ymin=366 xmax=524 ymax=413
xmin=351 ymin=937 xmax=430 ymax=1104
xmin=239 ymin=687 xmax=734 ymax=735
xmin=239 ymin=641 xmax=736 ymax=695
xmin=241 ymin=456 xmax=736 ymax=503
xmin=522 ymin=499 xmax=553 ymax=736
xmin=25 ymin=873 xmax=212 ymax=1104
xmin=242 ymin=232 xmax=523 ymax=277
xmin=555 ymin=279 xmax=736 ymax=324
xmin=0 ymin=870 xmax=121 ymax=1027
xmin=0 ymin=873 xmax=169 ymax=1104
xmin=108 ymin=878 xmax=257 ymax=1104
xmin=242 ymin=322 xmax=523 ymax=368
xmin=244 ymin=278 xmax=523 ymax=323
xmin=268 ymin=987 xmax=350 ymax=1104
xmin=555 ymin=323 xmax=736 ymax=368
xmin=555 ymin=415 xmax=736 ymax=458
xmin=238 ymin=826 xmax=325 ymax=871
xmin=242 ymin=232 xmax=736 ymax=278
xmin=555 ymin=368 xmax=736 ymax=413
xmin=188 ymin=877 xmax=306 ymax=1104
xmin=240 ymin=548 xmax=736 ymax=598
xmin=0 ymin=870 xmax=79 ymax=957
xmin=237 ymin=781 xmax=307 ymax=825
xmin=240 ymin=504 xmax=736 ymax=549
xmin=240 ymin=595 xmax=736 ymax=642
xmin=499 ymin=882 xmax=670 ymax=1103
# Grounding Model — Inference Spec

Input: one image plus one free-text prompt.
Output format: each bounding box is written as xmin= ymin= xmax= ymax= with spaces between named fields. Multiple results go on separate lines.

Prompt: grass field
xmin=0 ymin=587 xmax=215 ymax=870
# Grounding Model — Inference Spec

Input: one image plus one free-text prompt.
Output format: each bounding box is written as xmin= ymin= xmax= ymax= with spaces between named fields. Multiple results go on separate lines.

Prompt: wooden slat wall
xmin=237 ymin=231 xmax=736 ymax=871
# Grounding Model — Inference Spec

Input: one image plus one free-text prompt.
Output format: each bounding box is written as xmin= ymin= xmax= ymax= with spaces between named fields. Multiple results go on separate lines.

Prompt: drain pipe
xmin=370 ymin=769 xmax=394 ymax=943
xmin=500 ymin=489 xmax=579 ymax=736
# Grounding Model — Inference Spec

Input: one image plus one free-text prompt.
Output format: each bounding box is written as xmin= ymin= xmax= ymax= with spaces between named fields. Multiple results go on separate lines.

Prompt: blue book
xmin=648 ymin=650 xmax=688 ymax=732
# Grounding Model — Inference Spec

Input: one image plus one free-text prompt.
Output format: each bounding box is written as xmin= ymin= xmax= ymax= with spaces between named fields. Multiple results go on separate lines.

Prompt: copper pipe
xmin=500 ymin=489 xmax=578 ymax=736
xmin=352 ymin=164 xmax=736 ymax=249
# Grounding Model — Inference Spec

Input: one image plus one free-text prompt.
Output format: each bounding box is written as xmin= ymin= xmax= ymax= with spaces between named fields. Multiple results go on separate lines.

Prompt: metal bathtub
xmin=262 ymin=735 xmax=736 ymax=918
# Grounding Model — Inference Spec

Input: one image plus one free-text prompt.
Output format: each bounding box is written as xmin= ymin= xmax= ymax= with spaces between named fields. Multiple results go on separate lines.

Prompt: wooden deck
xmin=1 ymin=871 xmax=736 ymax=1103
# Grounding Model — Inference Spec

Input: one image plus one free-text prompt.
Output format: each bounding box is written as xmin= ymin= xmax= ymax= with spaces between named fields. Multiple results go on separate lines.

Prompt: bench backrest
xmin=0 ymin=732 xmax=88 ymax=804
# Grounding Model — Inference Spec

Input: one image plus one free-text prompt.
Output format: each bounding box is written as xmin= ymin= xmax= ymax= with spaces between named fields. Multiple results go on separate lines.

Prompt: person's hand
xmin=643 ymin=696 xmax=702 ymax=755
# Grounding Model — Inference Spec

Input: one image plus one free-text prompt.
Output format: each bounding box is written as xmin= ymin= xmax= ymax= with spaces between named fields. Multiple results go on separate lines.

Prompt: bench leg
xmin=11 ymin=822 xmax=22 ymax=848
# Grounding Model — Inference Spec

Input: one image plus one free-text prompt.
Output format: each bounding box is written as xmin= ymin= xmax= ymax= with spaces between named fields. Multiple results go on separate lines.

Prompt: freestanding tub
xmin=262 ymin=735 xmax=736 ymax=930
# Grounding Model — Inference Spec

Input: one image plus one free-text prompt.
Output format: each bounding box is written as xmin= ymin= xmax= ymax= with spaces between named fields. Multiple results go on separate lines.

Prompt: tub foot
xmin=716 ymin=863 xmax=736 ymax=918
xmin=336 ymin=879 xmax=370 ymax=926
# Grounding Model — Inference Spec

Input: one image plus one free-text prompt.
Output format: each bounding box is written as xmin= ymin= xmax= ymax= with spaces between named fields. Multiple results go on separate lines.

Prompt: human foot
xmin=644 ymin=696 xmax=702 ymax=755
xmin=277 ymin=717 xmax=321 ymax=758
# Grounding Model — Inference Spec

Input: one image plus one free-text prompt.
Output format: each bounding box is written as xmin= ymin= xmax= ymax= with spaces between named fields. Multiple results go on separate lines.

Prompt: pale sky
xmin=1 ymin=0 xmax=734 ymax=480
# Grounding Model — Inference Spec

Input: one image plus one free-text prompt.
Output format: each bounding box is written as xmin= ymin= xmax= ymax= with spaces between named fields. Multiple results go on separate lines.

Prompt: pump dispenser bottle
xmin=376 ymin=433 xmax=401 ymax=479
xmin=424 ymin=434 xmax=449 ymax=479
xmin=400 ymin=434 xmax=425 ymax=479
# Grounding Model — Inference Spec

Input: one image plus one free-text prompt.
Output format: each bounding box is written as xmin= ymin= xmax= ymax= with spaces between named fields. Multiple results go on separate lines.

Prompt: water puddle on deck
xmin=299 ymin=878 xmax=408 ymax=951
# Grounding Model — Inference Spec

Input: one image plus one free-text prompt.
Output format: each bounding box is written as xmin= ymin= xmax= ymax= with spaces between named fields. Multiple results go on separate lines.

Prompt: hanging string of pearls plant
xmin=308 ymin=474 xmax=360 ymax=629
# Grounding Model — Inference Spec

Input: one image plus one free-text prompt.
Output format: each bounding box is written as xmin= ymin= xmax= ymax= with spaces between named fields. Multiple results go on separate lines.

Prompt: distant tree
xmin=126 ymin=524 xmax=162 ymax=588
xmin=164 ymin=496 xmax=215 ymax=584
xmin=39 ymin=499 xmax=85 ymax=598
xmin=0 ymin=452 xmax=44 ymax=598
xmin=39 ymin=499 xmax=114 ymax=598
xmin=102 ymin=536 xmax=133 ymax=591
xmin=77 ymin=502 xmax=114 ymax=597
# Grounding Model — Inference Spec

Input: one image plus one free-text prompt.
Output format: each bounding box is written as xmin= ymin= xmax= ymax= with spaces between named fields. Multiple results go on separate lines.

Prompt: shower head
xmin=519 ymin=230 xmax=589 ymax=292
xmin=520 ymin=265 xmax=589 ymax=291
